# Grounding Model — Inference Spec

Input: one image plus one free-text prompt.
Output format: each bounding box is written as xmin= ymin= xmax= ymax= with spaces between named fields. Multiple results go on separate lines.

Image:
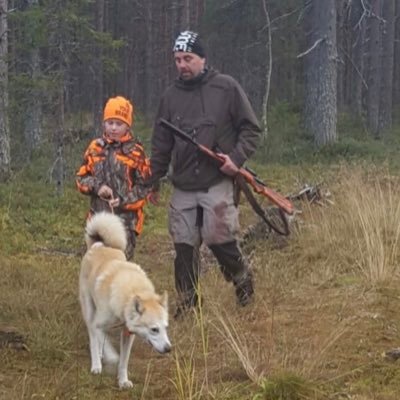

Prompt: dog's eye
xmin=151 ymin=327 xmax=159 ymax=334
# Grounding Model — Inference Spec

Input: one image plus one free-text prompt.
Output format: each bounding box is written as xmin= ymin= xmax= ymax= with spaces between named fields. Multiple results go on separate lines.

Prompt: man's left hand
xmin=217 ymin=153 xmax=239 ymax=176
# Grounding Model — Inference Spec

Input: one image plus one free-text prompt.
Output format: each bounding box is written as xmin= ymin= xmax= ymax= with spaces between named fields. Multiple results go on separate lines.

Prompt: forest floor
xmin=1 ymin=158 xmax=400 ymax=399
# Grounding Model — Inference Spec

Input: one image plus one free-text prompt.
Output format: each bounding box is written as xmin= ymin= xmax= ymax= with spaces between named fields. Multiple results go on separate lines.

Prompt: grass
xmin=2 ymin=120 xmax=400 ymax=398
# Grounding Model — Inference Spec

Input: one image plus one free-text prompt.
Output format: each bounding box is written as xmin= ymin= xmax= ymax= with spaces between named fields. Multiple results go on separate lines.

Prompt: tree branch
xmin=297 ymin=37 xmax=325 ymax=59
xmin=259 ymin=4 xmax=305 ymax=33
xmin=338 ymin=45 xmax=368 ymax=89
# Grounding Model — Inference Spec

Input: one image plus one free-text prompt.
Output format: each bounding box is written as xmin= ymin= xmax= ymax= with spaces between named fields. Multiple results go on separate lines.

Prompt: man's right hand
xmin=217 ymin=153 xmax=239 ymax=176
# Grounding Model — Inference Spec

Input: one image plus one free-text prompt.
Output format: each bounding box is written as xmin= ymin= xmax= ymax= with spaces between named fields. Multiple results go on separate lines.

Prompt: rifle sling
xmin=235 ymin=175 xmax=290 ymax=236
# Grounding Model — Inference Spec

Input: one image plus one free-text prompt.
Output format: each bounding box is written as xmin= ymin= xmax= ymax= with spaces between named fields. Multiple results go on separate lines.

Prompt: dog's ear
xmin=160 ymin=291 xmax=168 ymax=309
xmin=133 ymin=296 xmax=144 ymax=315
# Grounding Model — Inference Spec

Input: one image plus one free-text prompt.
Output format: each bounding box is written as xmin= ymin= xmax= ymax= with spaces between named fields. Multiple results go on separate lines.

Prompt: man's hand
xmin=217 ymin=153 xmax=239 ymax=176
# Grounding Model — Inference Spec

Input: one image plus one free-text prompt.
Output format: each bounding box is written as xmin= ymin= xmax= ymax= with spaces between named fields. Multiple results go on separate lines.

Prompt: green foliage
xmin=256 ymin=102 xmax=400 ymax=169
xmin=336 ymin=112 xmax=367 ymax=140
xmin=10 ymin=5 xmax=48 ymax=49
xmin=8 ymin=0 xmax=127 ymax=165
xmin=253 ymin=373 xmax=317 ymax=400
xmin=257 ymin=101 xmax=311 ymax=164
xmin=0 ymin=177 xmax=86 ymax=256
xmin=317 ymin=137 xmax=386 ymax=159
xmin=132 ymin=114 xmax=154 ymax=151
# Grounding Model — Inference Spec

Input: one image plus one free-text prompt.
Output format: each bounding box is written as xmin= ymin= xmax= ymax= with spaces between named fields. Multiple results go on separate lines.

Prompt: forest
xmin=2 ymin=1 xmax=400 ymax=399
xmin=1 ymin=0 xmax=400 ymax=180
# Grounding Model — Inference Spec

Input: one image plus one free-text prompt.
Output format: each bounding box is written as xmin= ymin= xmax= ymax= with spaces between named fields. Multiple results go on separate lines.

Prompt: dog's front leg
xmin=118 ymin=331 xmax=135 ymax=389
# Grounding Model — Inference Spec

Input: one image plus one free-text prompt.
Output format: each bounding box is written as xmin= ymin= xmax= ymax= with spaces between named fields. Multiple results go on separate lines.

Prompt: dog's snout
xmin=159 ymin=342 xmax=171 ymax=354
xmin=164 ymin=344 xmax=171 ymax=353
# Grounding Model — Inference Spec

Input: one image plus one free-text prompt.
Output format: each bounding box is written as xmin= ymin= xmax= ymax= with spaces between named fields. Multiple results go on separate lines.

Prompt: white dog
xmin=79 ymin=212 xmax=171 ymax=389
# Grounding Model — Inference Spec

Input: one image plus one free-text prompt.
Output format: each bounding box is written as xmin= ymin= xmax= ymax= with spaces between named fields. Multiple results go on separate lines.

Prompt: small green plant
xmin=252 ymin=373 xmax=312 ymax=400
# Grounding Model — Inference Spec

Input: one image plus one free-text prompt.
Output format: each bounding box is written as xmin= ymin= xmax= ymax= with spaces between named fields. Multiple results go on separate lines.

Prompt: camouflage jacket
xmin=76 ymin=133 xmax=150 ymax=234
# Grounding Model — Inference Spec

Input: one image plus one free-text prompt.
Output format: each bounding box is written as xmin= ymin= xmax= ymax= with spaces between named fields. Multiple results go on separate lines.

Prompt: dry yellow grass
xmin=2 ymin=164 xmax=400 ymax=399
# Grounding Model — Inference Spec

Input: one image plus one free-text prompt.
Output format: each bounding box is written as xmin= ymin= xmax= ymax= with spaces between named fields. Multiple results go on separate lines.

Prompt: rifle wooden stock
xmin=237 ymin=168 xmax=294 ymax=215
xmin=159 ymin=118 xmax=294 ymax=215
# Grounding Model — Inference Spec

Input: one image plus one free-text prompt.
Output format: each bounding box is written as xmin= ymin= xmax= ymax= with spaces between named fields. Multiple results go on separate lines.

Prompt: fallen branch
xmin=0 ymin=327 xmax=29 ymax=352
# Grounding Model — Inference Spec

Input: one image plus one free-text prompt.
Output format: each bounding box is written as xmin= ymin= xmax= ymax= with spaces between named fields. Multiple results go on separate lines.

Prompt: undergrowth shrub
xmin=253 ymin=373 xmax=318 ymax=400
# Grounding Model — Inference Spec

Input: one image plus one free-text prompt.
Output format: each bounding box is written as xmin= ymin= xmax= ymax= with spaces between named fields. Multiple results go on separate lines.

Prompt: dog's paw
xmin=91 ymin=367 xmax=102 ymax=374
xmin=118 ymin=379 xmax=133 ymax=389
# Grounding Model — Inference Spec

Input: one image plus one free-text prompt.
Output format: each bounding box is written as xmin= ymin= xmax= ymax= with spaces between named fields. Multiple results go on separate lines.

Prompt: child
xmin=76 ymin=96 xmax=150 ymax=259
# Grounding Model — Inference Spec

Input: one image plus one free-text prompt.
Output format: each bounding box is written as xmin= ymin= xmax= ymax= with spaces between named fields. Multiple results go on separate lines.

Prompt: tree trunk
xmin=366 ymin=0 xmax=382 ymax=137
xmin=393 ymin=0 xmax=400 ymax=114
xmin=0 ymin=0 xmax=10 ymax=180
xmin=51 ymin=0 xmax=66 ymax=195
xmin=336 ymin=0 xmax=346 ymax=111
xmin=8 ymin=0 xmax=15 ymax=76
xmin=379 ymin=0 xmax=395 ymax=133
xmin=350 ymin=0 xmax=367 ymax=117
xmin=183 ymin=0 xmax=190 ymax=27
xmin=54 ymin=75 xmax=65 ymax=196
xmin=24 ymin=0 xmax=42 ymax=158
xmin=93 ymin=0 xmax=105 ymax=137
xmin=303 ymin=0 xmax=337 ymax=147
xmin=143 ymin=0 xmax=153 ymax=116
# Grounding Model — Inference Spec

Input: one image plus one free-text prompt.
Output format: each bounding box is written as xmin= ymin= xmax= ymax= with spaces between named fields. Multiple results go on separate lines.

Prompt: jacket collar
xmin=103 ymin=132 xmax=133 ymax=145
xmin=175 ymin=67 xmax=217 ymax=90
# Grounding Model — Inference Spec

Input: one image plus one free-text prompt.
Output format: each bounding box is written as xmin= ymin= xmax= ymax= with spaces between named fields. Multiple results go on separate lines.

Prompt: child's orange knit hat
xmin=103 ymin=96 xmax=133 ymax=127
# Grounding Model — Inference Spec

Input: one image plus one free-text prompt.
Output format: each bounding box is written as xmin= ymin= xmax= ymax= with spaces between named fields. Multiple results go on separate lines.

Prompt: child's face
xmin=104 ymin=119 xmax=130 ymax=140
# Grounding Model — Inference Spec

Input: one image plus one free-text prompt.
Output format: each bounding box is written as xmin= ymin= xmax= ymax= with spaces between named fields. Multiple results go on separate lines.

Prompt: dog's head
xmin=124 ymin=291 xmax=171 ymax=354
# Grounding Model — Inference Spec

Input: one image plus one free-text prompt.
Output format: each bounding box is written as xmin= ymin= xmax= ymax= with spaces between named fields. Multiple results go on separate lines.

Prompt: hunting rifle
xmin=159 ymin=118 xmax=294 ymax=234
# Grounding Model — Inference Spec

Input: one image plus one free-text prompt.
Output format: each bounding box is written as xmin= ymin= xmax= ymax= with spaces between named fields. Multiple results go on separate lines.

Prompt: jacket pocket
xmin=178 ymin=117 xmax=217 ymax=149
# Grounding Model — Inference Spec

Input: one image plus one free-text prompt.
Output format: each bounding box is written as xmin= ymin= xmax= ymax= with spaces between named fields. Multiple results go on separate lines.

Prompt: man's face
xmin=174 ymin=52 xmax=206 ymax=80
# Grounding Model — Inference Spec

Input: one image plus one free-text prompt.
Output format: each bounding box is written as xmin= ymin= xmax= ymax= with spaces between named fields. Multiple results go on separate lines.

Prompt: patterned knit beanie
xmin=173 ymin=31 xmax=205 ymax=58
xmin=103 ymin=96 xmax=133 ymax=127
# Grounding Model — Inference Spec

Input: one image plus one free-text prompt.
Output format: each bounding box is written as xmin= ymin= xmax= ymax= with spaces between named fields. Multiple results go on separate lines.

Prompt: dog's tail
xmin=84 ymin=212 xmax=127 ymax=251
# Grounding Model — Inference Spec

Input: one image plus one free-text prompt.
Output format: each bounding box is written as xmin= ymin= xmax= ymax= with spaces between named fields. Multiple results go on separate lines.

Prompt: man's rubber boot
xmin=174 ymin=243 xmax=200 ymax=320
xmin=209 ymin=241 xmax=254 ymax=306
